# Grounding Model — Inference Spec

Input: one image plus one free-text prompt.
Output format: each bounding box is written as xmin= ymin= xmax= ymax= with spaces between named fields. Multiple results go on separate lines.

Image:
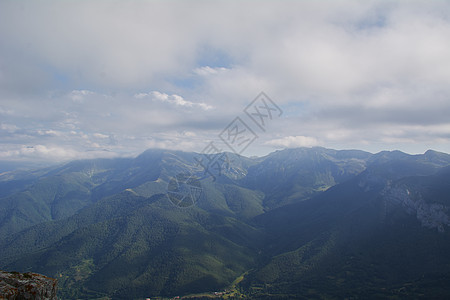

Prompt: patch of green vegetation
xmin=2 ymin=148 xmax=450 ymax=299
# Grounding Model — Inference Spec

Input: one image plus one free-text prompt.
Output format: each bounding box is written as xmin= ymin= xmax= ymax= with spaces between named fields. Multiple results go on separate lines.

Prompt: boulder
xmin=0 ymin=270 xmax=57 ymax=300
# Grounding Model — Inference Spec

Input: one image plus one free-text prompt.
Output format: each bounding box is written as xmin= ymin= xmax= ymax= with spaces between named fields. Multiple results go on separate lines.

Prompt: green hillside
xmin=1 ymin=148 xmax=450 ymax=298
xmin=242 ymin=156 xmax=450 ymax=299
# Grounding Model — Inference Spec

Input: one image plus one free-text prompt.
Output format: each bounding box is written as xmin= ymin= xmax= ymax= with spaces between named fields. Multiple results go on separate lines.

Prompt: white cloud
xmin=1 ymin=1 xmax=450 ymax=162
xmin=265 ymin=136 xmax=319 ymax=148
xmin=144 ymin=139 xmax=198 ymax=152
xmin=193 ymin=66 xmax=228 ymax=76
xmin=0 ymin=123 xmax=19 ymax=132
xmin=0 ymin=107 xmax=14 ymax=116
xmin=36 ymin=130 xmax=63 ymax=137
xmin=70 ymin=90 xmax=94 ymax=102
xmin=93 ymin=133 xmax=109 ymax=139
xmin=135 ymin=91 xmax=213 ymax=110
xmin=133 ymin=93 xmax=149 ymax=100
xmin=183 ymin=131 xmax=196 ymax=137
xmin=0 ymin=144 xmax=118 ymax=162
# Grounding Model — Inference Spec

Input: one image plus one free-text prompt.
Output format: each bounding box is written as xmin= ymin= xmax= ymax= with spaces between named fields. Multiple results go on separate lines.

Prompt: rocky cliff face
xmin=383 ymin=186 xmax=450 ymax=232
xmin=0 ymin=270 xmax=57 ymax=300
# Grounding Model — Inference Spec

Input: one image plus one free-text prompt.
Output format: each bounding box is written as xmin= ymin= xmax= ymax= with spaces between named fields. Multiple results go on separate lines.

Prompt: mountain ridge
xmin=1 ymin=147 xmax=450 ymax=298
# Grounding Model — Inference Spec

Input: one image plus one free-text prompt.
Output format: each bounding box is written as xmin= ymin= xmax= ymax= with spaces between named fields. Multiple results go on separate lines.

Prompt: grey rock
xmin=383 ymin=187 xmax=450 ymax=232
xmin=0 ymin=270 xmax=57 ymax=300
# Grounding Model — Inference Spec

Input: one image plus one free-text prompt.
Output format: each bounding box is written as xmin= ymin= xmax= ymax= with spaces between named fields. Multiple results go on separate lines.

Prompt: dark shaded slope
xmin=242 ymin=158 xmax=450 ymax=299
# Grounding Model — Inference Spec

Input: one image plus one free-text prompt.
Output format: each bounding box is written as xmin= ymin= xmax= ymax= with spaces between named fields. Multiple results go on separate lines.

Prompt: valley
xmin=1 ymin=147 xmax=450 ymax=299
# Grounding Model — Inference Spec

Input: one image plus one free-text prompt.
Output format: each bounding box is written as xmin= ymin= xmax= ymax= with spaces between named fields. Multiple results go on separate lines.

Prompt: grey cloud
xmin=1 ymin=1 xmax=450 ymax=162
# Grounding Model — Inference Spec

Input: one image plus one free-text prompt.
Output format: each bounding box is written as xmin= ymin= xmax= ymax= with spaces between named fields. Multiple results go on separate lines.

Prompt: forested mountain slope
xmin=1 ymin=148 xmax=450 ymax=298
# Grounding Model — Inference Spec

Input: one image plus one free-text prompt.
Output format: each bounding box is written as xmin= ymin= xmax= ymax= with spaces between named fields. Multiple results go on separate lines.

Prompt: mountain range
xmin=1 ymin=147 xmax=450 ymax=299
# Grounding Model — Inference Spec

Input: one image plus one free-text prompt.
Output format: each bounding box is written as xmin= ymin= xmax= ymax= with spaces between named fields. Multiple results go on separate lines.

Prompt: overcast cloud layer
xmin=1 ymin=0 xmax=450 ymax=164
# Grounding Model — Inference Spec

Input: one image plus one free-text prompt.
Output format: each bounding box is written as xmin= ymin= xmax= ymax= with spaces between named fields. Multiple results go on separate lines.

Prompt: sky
xmin=1 ymin=0 xmax=450 ymax=165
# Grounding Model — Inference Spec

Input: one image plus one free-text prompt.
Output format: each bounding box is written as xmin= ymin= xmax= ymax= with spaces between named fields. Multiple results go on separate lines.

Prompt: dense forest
xmin=1 ymin=147 xmax=450 ymax=299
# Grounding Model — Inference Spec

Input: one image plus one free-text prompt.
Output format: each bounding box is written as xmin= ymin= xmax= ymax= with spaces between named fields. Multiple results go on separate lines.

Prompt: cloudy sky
xmin=1 ymin=0 xmax=450 ymax=165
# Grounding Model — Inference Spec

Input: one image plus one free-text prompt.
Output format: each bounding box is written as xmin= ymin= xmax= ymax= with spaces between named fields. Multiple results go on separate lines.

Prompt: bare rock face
xmin=383 ymin=187 xmax=450 ymax=232
xmin=0 ymin=270 xmax=57 ymax=300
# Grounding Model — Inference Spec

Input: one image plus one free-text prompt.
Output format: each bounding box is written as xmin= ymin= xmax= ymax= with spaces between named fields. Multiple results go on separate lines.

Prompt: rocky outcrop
xmin=383 ymin=186 xmax=450 ymax=232
xmin=0 ymin=270 xmax=57 ymax=300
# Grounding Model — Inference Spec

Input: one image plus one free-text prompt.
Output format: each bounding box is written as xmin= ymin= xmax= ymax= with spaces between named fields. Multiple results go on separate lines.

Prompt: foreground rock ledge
xmin=0 ymin=270 xmax=57 ymax=300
